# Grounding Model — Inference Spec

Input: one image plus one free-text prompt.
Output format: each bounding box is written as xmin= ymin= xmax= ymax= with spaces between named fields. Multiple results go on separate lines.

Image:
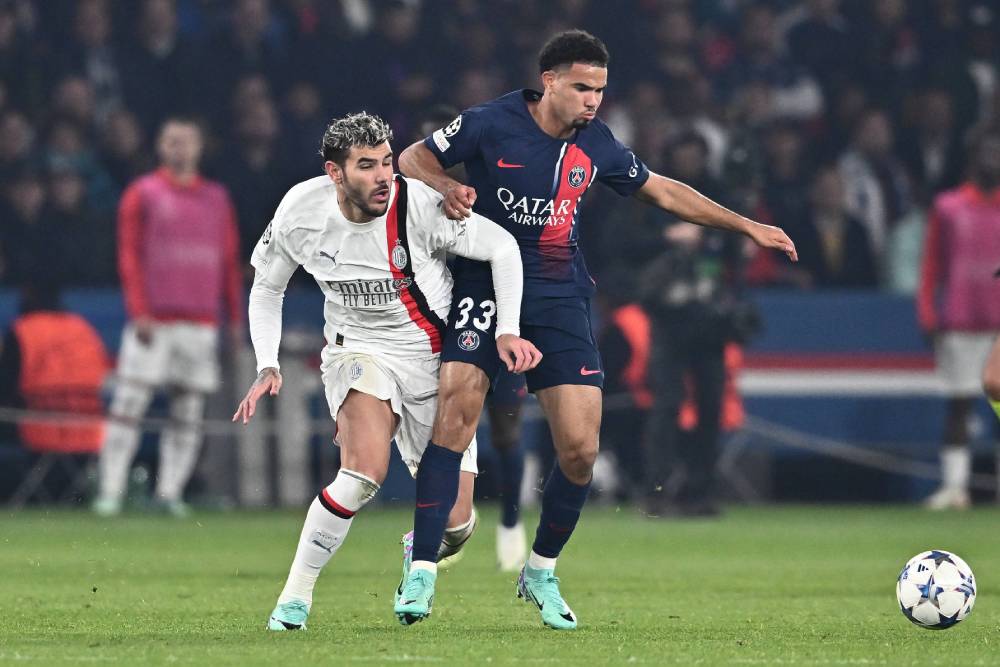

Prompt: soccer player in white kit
xmin=232 ymin=112 xmax=541 ymax=631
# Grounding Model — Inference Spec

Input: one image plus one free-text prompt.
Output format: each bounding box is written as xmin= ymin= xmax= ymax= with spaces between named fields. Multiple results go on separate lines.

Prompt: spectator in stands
xmin=93 ymin=116 xmax=243 ymax=518
xmin=900 ymin=87 xmax=966 ymax=204
xmin=855 ymin=0 xmax=921 ymax=107
xmin=43 ymin=116 xmax=117 ymax=214
xmin=761 ymin=120 xmax=812 ymax=236
xmin=786 ymin=0 xmax=857 ymax=96
xmin=918 ymin=130 xmax=1000 ymax=511
xmin=57 ymin=0 xmax=122 ymax=124
xmin=215 ymin=95 xmax=291 ymax=259
xmin=0 ymin=167 xmax=46 ymax=287
xmin=838 ymin=108 xmax=913 ymax=265
xmin=281 ymin=80 xmax=326 ymax=182
xmin=791 ymin=165 xmax=878 ymax=288
xmin=100 ymin=108 xmax=152 ymax=191
xmin=43 ymin=160 xmax=116 ymax=286
xmin=119 ymin=0 xmax=197 ymax=134
xmin=717 ymin=2 xmax=824 ymax=123
xmin=0 ymin=110 xmax=34 ymax=179
xmin=201 ymin=0 xmax=287 ymax=113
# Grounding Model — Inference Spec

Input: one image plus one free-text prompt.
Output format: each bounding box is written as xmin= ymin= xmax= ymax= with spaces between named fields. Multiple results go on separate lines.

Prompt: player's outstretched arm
xmin=635 ymin=172 xmax=798 ymax=262
xmin=399 ymin=141 xmax=477 ymax=220
xmin=233 ymin=367 xmax=282 ymax=424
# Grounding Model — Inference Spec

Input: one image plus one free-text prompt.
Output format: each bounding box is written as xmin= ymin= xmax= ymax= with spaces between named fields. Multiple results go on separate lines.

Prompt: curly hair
xmin=319 ymin=111 xmax=394 ymax=164
xmin=538 ymin=30 xmax=609 ymax=73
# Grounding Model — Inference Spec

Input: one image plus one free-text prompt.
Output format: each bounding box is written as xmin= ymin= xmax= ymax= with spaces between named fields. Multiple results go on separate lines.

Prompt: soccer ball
xmin=896 ymin=550 xmax=976 ymax=629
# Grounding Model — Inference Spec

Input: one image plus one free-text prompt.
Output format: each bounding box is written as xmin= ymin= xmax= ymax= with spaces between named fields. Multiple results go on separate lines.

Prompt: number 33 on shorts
xmin=452 ymin=297 xmax=496 ymax=332
xmin=449 ymin=297 xmax=496 ymax=354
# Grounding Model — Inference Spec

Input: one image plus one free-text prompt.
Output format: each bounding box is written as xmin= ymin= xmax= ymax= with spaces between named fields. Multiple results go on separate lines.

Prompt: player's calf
xmin=267 ymin=469 xmax=380 ymax=631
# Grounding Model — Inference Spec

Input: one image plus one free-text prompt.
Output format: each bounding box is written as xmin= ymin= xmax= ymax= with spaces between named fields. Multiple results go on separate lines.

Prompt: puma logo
xmin=319 ymin=250 xmax=339 ymax=266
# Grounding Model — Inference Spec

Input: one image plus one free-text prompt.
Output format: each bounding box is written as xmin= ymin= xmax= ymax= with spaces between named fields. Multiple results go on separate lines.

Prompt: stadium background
xmin=1 ymin=0 xmax=999 ymax=506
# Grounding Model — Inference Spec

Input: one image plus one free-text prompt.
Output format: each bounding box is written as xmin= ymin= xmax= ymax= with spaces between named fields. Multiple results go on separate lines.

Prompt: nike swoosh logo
xmin=579 ymin=367 xmax=602 ymax=376
xmin=497 ymin=158 xmax=525 ymax=168
xmin=560 ymin=612 xmax=575 ymax=622
xmin=416 ymin=501 xmax=440 ymax=508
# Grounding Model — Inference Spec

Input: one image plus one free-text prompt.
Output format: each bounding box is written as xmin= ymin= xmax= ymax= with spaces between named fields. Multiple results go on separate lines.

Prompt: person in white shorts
xmin=917 ymin=132 xmax=1000 ymax=510
xmin=232 ymin=112 xmax=540 ymax=631
xmin=94 ymin=117 xmax=243 ymax=518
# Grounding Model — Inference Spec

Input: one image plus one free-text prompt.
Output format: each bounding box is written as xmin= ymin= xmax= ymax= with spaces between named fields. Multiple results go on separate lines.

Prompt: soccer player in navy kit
xmin=395 ymin=30 xmax=797 ymax=629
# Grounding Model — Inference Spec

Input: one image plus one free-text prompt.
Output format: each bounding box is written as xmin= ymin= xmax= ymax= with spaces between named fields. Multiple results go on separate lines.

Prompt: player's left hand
xmin=496 ymin=334 xmax=542 ymax=374
xmin=232 ymin=367 xmax=282 ymax=425
xmin=747 ymin=222 xmax=798 ymax=262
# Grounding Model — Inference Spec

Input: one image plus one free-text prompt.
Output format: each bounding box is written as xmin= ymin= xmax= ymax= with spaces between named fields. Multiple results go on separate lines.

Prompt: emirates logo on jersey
xmin=568 ymin=166 xmax=587 ymax=188
xmin=391 ymin=241 xmax=408 ymax=270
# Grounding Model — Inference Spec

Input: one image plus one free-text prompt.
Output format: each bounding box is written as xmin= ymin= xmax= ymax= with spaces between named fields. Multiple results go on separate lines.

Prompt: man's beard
xmin=571 ymin=118 xmax=592 ymax=129
xmin=343 ymin=177 xmax=389 ymax=218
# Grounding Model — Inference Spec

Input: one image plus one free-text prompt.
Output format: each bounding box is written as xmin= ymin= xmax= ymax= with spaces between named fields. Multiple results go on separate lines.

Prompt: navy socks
xmin=531 ymin=463 xmax=591 ymax=559
xmin=411 ymin=442 xmax=462 ymax=563
xmin=497 ymin=447 xmax=524 ymax=528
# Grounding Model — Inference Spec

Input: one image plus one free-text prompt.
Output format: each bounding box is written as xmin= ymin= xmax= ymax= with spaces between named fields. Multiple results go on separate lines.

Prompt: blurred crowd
xmin=1 ymin=0 xmax=999 ymax=292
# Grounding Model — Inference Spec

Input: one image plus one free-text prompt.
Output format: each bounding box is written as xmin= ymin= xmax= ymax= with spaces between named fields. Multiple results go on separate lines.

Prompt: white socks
xmin=941 ymin=447 xmax=971 ymax=492
xmin=277 ymin=469 xmax=380 ymax=607
xmin=439 ymin=507 xmax=477 ymax=558
xmin=527 ymin=551 xmax=557 ymax=571
xmin=155 ymin=392 xmax=206 ymax=502
xmin=97 ymin=382 xmax=154 ymax=503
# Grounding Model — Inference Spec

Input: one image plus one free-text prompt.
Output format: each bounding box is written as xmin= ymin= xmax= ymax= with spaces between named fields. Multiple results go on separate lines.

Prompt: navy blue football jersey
xmin=423 ymin=89 xmax=650 ymax=297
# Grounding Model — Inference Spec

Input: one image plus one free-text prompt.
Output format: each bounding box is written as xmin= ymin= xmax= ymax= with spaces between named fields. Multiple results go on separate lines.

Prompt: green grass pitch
xmin=2 ymin=504 xmax=998 ymax=665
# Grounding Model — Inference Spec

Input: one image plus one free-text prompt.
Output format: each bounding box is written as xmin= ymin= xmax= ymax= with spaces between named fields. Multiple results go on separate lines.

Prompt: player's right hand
xmin=442 ymin=183 xmax=477 ymax=220
xmin=135 ymin=316 xmax=155 ymax=346
xmin=497 ymin=334 xmax=543 ymax=374
xmin=233 ymin=367 xmax=282 ymax=425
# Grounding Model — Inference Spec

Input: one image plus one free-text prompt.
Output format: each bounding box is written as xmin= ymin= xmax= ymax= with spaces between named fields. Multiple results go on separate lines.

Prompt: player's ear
xmin=541 ymin=69 xmax=557 ymax=92
xmin=324 ymin=160 xmax=343 ymax=184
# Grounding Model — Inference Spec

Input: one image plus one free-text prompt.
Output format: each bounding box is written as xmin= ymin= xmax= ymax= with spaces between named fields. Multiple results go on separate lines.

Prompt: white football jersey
xmin=251 ymin=174 xmax=486 ymax=358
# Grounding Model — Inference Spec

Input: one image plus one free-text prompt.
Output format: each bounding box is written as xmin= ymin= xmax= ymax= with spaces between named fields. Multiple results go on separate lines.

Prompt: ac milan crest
xmin=391 ymin=241 xmax=408 ymax=270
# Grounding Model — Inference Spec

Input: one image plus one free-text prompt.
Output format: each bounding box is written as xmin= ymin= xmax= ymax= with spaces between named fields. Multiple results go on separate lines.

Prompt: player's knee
xmin=557 ymin=441 xmax=599 ymax=482
xmin=170 ymin=391 xmax=205 ymax=422
xmin=434 ymin=393 xmax=481 ymax=450
xmin=349 ymin=462 xmax=388 ymax=486
xmin=109 ymin=383 xmax=152 ymax=420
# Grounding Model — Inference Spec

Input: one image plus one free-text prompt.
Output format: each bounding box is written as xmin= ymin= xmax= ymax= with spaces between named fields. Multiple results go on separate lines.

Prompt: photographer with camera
xmin=638 ymin=131 xmax=757 ymax=518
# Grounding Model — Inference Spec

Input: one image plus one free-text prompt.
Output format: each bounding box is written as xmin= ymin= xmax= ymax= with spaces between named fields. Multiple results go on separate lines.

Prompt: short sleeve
xmin=596 ymin=126 xmax=650 ymax=197
xmin=422 ymin=107 xmax=487 ymax=169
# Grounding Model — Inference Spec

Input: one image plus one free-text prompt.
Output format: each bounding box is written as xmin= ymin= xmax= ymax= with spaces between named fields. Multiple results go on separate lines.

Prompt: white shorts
xmin=936 ymin=332 xmax=996 ymax=396
xmin=116 ymin=321 xmax=220 ymax=393
xmin=320 ymin=348 xmax=477 ymax=477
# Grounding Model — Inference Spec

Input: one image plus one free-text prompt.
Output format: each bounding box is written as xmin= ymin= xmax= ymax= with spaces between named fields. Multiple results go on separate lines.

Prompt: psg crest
xmin=458 ymin=329 xmax=480 ymax=351
xmin=568 ymin=165 xmax=586 ymax=188
xmin=391 ymin=242 xmax=408 ymax=270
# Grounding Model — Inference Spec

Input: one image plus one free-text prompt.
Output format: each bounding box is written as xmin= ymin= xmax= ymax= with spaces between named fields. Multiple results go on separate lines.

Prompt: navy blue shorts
xmin=441 ymin=280 xmax=603 ymax=394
